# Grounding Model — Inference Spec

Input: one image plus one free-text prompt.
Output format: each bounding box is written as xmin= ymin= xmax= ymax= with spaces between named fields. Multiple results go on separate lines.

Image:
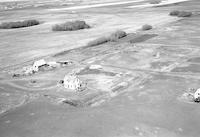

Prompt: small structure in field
xmin=22 ymin=66 xmax=35 ymax=75
xmin=89 ymin=64 xmax=102 ymax=70
xmin=46 ymin=61 xmax=60 ymax=68
xmin=63 ymin=74 xmax=86 ymax=91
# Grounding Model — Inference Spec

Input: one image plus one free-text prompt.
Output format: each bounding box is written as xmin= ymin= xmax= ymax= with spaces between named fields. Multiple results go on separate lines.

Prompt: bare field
xmin=0 ymin=0 xmax=200 ymax=137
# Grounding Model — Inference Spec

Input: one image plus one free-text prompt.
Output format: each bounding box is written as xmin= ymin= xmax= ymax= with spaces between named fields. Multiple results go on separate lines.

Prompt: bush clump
xmin=169 ymin=10 xmax=180 ymax=16
xmin=142 ymin=24 xmax=153 ymax=31
xmin=149 ymin=0 xmax=161 ymax=4
xmin=0 ymin=19 xmax=40 ymax=29
xmin=86 ymin=30 xmax=127 ymax=47
xmin=87 ymin=30 xmax=127 ymax=47
xmin=177 ymin=11 xmax=192 ymax=17
xmin=52 ymin=20 xmax=90 ymax=31
xmin=87 ymin=37 xmax=109 ymax=47
xmin=109 ymin=30 xmax=127 ymax=42
xmin=169 ymin=10 xmax=192 ymax=17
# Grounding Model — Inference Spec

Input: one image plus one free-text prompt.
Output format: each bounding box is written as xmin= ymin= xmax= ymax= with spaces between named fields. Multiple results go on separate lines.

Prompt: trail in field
xmin=128 ymin=0 xmax=190 ymax=8
xmin=48 ymin=0 xmax=146 ymax=11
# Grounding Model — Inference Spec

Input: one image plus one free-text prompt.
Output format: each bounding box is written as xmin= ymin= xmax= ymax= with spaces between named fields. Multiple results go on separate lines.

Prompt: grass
xmin=87 ymin=30 xmax=127 ymax=47
xmin=52 ymin=20 xmax=90 ymax=31
xmin=109 ymin=30 xmax=127 ymax=42
xmin=142 ymin=24 xmax=153 ymax=31
xmin=129 ymin=34 xmax=158 ymax=43
xmin=0 ymin=19 xmax=40 ymax=29
xmin=169 ymin=10 xmax=192 ymax=17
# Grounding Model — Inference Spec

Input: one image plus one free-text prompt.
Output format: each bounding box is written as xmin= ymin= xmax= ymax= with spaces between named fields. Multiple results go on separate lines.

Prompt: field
xmin=0 ymin=0 xmax=200 ymax=137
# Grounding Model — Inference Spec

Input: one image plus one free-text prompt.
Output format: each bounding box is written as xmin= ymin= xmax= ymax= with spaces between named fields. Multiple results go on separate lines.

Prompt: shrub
xmin=87 ymin=37 xmax=109 ymax=47
xmin=142 ymin=24 xmax=153 ymax=31
xmin=177 ymin=11 xmax=192 ymax=17
xmin=0 ymin=19 xmax=40 ymax=29
xmin=87 ymin=30 xmax=127 ymax=47
xmin=109 ymin=30 xmax=127 ymax=42
xmin=169 ymin=10 xmax=192 ymax=17
xmin=52 ymin=20 xmax=90 ymax=31
xmin=149 ymin=0 xmax=161 ymax=4
xmin=169 ymin=10 xmax=180 ymax=16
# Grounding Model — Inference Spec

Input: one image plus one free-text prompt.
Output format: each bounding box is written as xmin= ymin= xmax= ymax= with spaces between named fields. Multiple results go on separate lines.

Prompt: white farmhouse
xmin=32 ymin=59 xmax=46 ymax=72
xmin=63 ymin=74 xmax=86 ymax=91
